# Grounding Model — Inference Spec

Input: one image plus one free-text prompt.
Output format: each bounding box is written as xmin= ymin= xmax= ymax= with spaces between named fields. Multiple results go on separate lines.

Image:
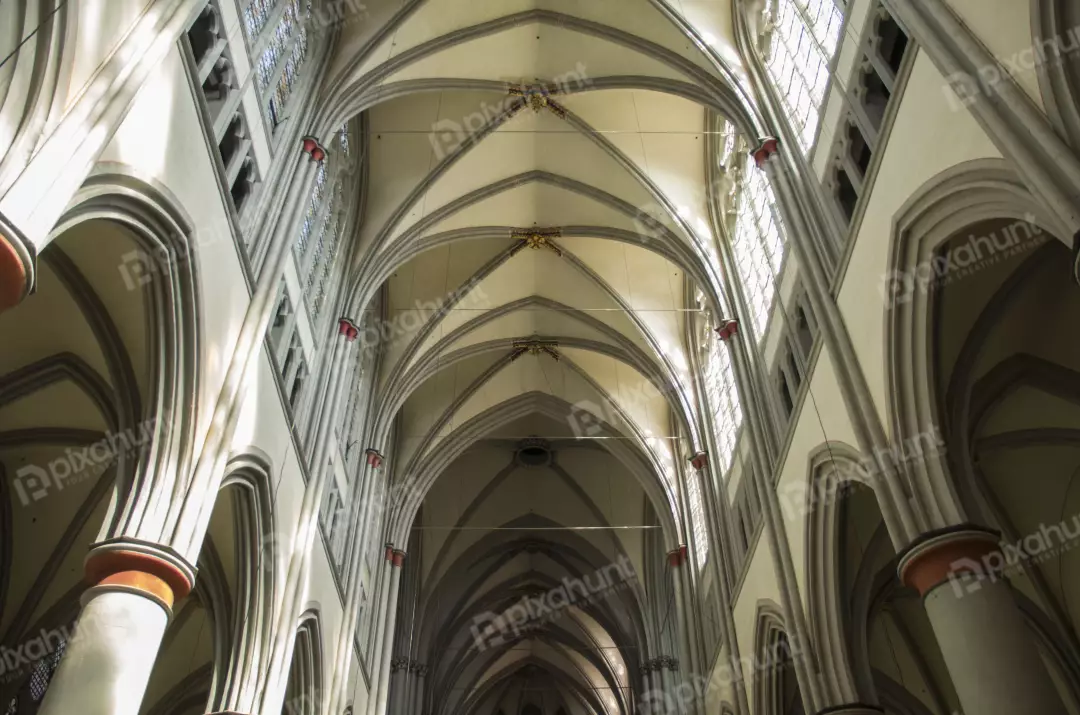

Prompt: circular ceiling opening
xmin=516 ymin=437 xmax=552 ymax=467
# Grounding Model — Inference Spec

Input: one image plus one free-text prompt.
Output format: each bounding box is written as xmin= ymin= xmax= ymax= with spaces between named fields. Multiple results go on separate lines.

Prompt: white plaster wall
xmin=66 ymin=0 xmax=154 ymax=110
xmin=96 ymin=36 xmax=352 ymax=710
xmin=835 ymin=48 xmax=1000 ymax=430
xmin=771 ymin=345 xmax=858 ymax=611
xmin=945 ymin=0 xmax=1045 ymax=109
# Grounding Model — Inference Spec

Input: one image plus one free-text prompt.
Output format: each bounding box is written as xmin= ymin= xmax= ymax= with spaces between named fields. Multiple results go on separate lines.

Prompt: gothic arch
xmin=884 ymin=158 xmax=1066 ymax=530
xmin=282 ymin=611 xmax=326 ymax=715
xmin=54 ymin=169 xmax=203 ymax=547
xmin=385 ymin=392 xmax=682 ymax=548
xmin=1033 ymin=0 xmax=1080 ymax=150
xmin=751 ymin=601 xmax=804 ymax=715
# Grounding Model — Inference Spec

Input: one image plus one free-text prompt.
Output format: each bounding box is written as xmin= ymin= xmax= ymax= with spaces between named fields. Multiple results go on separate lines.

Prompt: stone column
xmin=370 ymin=548 xmax=405 ymax=715
xmin=897 ymin=526 xmax=1067 ymax=715
xmin=408 ymin=662 xmax=426 ymax=715
xmin=37 ymin=541 xmax=196 ymax=715
xmin=666 ymin=548 xmax=701 ymax=714
xmin=815 ymin=707 xmax=884 ymax=715
xmin=389 ymin=656 xmax=411 ymax=715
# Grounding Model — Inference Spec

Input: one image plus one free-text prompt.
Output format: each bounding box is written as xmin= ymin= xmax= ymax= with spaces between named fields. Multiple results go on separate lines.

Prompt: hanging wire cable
xmin=0 ymin=0 xmax=69 ymax=72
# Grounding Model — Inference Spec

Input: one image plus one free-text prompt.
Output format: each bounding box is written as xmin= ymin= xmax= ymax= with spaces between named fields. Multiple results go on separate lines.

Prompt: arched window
xmin=761 ymin=0 xmax=844 ymax=151
xmin=731 ymin=164 xmax=785 ymax=340
xmin=702 ymin=318 xmax=743 ymax=475
xmin=686 ymin=463 xmax=709 ymax=567
xmin=242 ymin=0 xmax=311 ymax=131
xmin=296 ymin=163 xmax=328 ymax=257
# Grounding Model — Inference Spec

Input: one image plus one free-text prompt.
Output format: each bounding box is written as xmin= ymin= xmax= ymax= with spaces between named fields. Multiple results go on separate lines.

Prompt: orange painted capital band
xmin=85 ymin=549 xmax=194 ymax=604
xmin=98 ymin=570 xmax=175 ymax=609
xmin=899 ymin=529 xmax=1000 ymax=597
xmin=391 ymin=549 xmax=406 ymax=568
xmin=0 ymin=232 xmax=27 ymax=311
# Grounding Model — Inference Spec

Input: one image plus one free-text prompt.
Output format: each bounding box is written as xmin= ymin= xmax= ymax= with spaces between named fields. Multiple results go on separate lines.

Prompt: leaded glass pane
xmin=704 ymin=330 xmax=741 ymax=476
xmin=295 ymin=163 xmax=327 ymax=256
xmin=243 ymin=0 xmax=275 ymax=40
xmin=731 ymin=168 xmax=785 ymax=339
xmin=764 ymin=0 xmax=843 ymax=152
xmin=267 ymin=11 xmax=307 ymax=127
xmin=256 ymin=2 xmax=296 ymax=92
xmin=687 ymin=471 xmax=709 ymax=568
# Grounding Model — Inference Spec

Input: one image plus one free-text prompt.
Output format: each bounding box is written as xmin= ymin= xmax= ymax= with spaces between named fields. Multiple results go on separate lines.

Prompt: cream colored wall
xmin=91 ymin=35 xmax=351 ymax=714
xmin=66 ymin=0 xmax=154 ymax=110
xmin=945 ymin=0 xmax=1045 ymax=109
xmin=704 ymin=24 xmax=1041 ymax=709
xmin=836 ymin=47 xmax=1000 ymax=429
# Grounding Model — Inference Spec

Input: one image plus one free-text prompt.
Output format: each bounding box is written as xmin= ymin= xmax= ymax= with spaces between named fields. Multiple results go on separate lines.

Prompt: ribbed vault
xmin=316 ymin=0 xmax=752 ymax=709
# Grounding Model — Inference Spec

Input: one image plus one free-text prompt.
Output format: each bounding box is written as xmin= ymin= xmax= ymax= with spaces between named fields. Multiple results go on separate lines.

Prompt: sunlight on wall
xmin=112 ymin=62 xmax=175 ymax=180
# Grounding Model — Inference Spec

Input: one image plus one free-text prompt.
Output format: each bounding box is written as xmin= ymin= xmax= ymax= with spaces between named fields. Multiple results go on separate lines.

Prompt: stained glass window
xmin=311 ymin=216 xmax=341 ymax=320
xmin=267 ymin=6 xmax=307 ymax=127
xmin=731 ymin=168 xmax=785 ymax=339
xmin=243 ymin=0 xmax=275 ymax=40
xmin=687 ymin=468 xmax=709 ymax=568
xmin=702 ymin=318 xmax=742 ymax=476
xmin=256 ymin=2 xmax=296 ymax=92
xmin=764 ymin=0 xmax=843 ymax=151
xmin=295 ymin=163 xmax=327 ymax=256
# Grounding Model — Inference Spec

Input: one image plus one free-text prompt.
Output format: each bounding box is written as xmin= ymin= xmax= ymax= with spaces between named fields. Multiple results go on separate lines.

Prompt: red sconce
xmin=366 ymin=449 xmax=384 ymax=469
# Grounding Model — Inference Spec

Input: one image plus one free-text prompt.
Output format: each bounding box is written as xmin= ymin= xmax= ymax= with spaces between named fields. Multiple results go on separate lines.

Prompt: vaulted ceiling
xmin=317 ymin=1 xmax=752 ymax=710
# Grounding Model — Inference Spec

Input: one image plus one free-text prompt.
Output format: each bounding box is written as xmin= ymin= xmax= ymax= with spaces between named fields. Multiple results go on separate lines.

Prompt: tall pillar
xmin=666 ymin=548 xmax=699 ymax=714
xmin=408 ymin=662 xmax=426 ymax=715
xmin=37 ymin=541 xmax=196 ymax=715
xmin=898 ymin=526 xmax=1068 ymax=715
xmin=388 ymin=657 xmax=408 ymax=715
xmin=370 ymin=548 xmax=405 ymax=715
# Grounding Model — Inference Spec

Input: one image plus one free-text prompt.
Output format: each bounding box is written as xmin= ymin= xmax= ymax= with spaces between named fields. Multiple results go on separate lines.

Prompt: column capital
xmin=84 ymin=538 xmax=198 ymax=612
xmin=715 ymin=318 xmax=739 ymax=342
xmin=301 ymin=135 xmax=328 ymax=163
xmin=897 ymin=525 xmax=1000 ymax=597
xmin=0 ymin=209 xmax=35 ymax=312
xmin=666 ymin=545 xmax=688 ymax=568
xmin=815 ymin=706 xmax=884 ymax=715
xmin=689 ymin=451 xmax=708 ymax=470
xmin=366 ymin=448 xmax=384 ymax=468
xmin=385 ymin=545 xmax=406 ymax=567
xmin=751 ymin=136 xmax=780 ymax=168
xmin=338 ymin=317 xmax=359 ymax=341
